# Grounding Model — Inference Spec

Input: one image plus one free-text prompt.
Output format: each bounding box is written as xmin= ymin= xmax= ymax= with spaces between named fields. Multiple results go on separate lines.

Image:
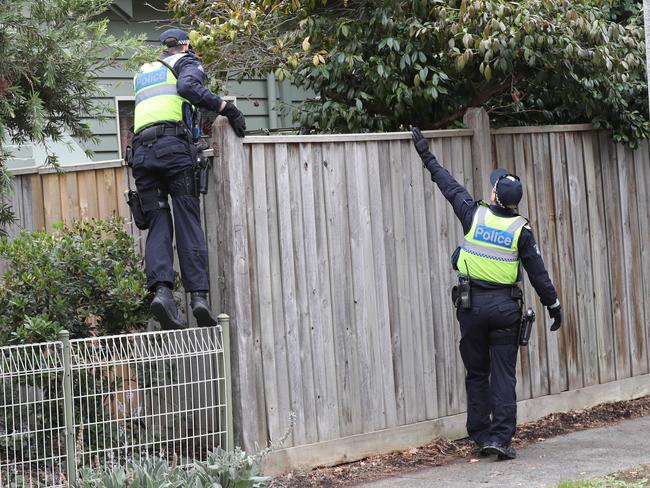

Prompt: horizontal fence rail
xmin=0 ymin=324 xmax=232 ymax=487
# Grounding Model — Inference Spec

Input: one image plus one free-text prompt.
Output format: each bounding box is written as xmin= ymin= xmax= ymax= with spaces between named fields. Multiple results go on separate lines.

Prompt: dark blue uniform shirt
xmin=163 ymin=52 xmax=224 ymax=113
xmin=422 ymin=153 xmax=558 ymax=307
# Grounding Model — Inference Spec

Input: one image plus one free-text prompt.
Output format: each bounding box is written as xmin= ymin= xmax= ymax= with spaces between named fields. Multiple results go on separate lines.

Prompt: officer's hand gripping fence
xmin=0 ymin=324 xmax=233 ymax=487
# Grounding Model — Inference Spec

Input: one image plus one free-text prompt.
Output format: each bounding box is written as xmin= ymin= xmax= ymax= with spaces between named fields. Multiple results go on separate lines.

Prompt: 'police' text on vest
xmin=474 ymin=225 xmax=514 ymax=248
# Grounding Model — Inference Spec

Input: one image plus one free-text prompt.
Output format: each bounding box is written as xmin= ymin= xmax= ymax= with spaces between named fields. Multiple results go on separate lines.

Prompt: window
xmin=114 ymin=96 xmax=237 ymax=159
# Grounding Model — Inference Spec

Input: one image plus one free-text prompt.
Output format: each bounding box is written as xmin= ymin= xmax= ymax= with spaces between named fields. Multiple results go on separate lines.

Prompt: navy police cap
xmin=159 ymin=28 xmax=190 ymax=46
xmin=490 ymin=168 xmax=523 ymax=209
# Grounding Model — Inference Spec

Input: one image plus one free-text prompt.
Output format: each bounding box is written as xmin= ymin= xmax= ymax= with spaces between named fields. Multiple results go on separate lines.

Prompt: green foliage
xmin=0 ymin=0 xmax=145 ymax=150
xmin=557 ymin=478 xmax=648 ymax=488
xmin=0 ymin=156 xmax=15 ymax=235
xmin=10 ymin=315 xmax=61 ymax=343
xmin=75 ymin=449 xmax=270 ymax=488
xmin=0 ymin=218 xmax=149 ymax=344
xmin=0 ymin=0 xmax=147 ymax=234
xmin=171 ymin=0 xmax=648 ymax=146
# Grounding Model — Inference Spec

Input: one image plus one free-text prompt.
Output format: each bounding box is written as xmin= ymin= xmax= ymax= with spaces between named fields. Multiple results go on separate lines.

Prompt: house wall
xmin=6 ymin=1 xmax=308 ymax=169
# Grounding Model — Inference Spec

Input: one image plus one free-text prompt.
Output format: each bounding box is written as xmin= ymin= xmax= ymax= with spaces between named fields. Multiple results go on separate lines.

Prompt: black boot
xmin=151 ymin=285 xmax=187 ymax=330
xmin=483 ymin=442 xmax=517 ymax=460
xmin=190 ymin=292 xmax=217 ymax=327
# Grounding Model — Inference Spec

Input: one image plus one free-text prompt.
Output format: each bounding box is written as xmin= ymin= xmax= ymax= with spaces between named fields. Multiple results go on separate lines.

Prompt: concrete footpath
xmin=357 ymin=416 xmax=650 ymax=488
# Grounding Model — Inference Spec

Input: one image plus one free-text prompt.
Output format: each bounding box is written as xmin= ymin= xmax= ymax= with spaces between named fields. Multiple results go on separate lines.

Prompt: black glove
xmin=411 ymin=127 xmax=431 ymax=160
xmin=220 ymin=101 xmax=246 ymax=138
xmin=548 ymin=303 xmax=562 ymax=331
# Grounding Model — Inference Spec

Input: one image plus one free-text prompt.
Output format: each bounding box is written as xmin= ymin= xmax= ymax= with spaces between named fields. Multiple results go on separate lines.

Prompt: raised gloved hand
xmin=548 ymin=302 xmax=562 ymax=331
xmin=411 ymin=127 xmax=431 ymax=160
xmin=220 ymin=101 xmax=246 ymax=138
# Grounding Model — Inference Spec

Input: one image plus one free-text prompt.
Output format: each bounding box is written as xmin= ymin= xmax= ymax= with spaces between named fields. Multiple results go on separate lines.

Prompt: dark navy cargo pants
xmin=456 ymin=288 xmax=521 ymax=446
xmin=131 ymin=134 xmax=209 ymax=293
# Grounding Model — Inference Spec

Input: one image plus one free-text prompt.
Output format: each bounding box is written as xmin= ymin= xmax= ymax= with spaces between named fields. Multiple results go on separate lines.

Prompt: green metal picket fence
xmin=0 ymin=317 xmax=233 ymax=487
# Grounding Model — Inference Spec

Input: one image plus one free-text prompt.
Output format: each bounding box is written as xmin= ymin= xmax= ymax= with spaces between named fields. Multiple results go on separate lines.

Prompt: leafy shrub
xmin=75 ymin=448 xmax=270 ymax=488
xmin=0 ymin=218 xmax=149 ymax=344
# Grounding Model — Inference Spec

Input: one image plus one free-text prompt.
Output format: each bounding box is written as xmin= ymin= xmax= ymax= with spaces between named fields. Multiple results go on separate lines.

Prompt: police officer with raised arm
xmin=129 ymin=28 xmax=245 ymax=330
xmin=411 ymin=128 xmax=562 ymax=460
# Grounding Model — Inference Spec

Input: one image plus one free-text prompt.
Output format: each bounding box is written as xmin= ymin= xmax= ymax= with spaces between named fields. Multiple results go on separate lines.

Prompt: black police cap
xmin=159 ymin=29 xmax=190 ymax=47
xmin=490 ymin=168 xmax=523 ymax=208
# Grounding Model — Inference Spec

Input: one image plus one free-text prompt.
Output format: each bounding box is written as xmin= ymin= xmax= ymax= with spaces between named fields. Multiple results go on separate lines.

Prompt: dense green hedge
xmin=0 ymin=218 xmax=149 ymax=345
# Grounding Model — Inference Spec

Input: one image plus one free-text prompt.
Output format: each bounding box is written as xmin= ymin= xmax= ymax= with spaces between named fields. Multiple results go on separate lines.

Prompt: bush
xmin=75 ymin=448 xmax=270 ymax=488
xmin=0 ymin=218 xmax=149 ymax=344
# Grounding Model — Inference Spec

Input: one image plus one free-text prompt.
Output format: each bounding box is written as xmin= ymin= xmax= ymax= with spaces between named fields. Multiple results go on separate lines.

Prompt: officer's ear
xmin=490 ymin=189 xmax=497 ymax=205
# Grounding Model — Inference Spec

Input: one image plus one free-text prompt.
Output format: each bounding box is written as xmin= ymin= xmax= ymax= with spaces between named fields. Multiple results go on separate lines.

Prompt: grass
xmin=557 ymin=465 xmax=650 ymax=488
xmin=558 ymin=481 xmax=647 ymax=488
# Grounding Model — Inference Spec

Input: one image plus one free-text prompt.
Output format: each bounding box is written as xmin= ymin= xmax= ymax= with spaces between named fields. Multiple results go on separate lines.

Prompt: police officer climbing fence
xmin=411 ymin=128 xmax=562 ymax=460
xmin=126 ymin=29 xmax=246 ymax=330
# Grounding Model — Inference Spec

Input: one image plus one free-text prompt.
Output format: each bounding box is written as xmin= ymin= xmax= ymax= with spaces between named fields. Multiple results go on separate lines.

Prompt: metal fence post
xmin=59 ymin=330 xmax=77 ymax=486
xmin=217 ymin=314 xmax=234 ymax=451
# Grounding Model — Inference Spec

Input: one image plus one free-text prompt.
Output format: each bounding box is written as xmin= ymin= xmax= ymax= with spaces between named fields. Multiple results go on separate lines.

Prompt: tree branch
xmin=430 ymin=74 xmax=522 ymax=129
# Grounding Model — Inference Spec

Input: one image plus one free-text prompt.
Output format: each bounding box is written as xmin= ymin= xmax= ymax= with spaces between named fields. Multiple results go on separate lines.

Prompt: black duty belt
xmin=132 ymin=123 xmax=190 ymax=151
xmin=471 ymin=284 xmax=522 ymax=299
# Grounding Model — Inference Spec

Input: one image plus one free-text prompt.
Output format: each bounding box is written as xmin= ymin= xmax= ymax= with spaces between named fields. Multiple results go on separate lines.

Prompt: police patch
xmin=135 ymin=67 xmax=167 ymax=92
xmin=474 ymin=225 xmax=515 ymax=249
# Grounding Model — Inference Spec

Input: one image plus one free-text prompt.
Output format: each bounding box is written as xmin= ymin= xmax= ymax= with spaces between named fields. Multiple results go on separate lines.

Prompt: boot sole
xmin=192 ymin=304 xmax=217 ymax=327
xmin=151 ymin=300 xmax=187 ymax=330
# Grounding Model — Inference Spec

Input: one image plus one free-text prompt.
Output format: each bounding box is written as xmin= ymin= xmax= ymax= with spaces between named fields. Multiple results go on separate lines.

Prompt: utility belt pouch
xmin=169 ymin=167 xmax=198 ymax=198
xmin=511 ymin=285 xmax=523 ymax=300
xmin=193 ymin=143 xmax=210 ymax=195
xmin=451 ymin=285 xmax=459 ymax=308
xmin=124 ymin=190 xmax=148 ymax=230
xmin=198 ymin=152 xmax=210 ymax=195
xmin=125 ymin=145 xmax=133 ymax=167
xmin=518 ymin=307 xmax=536 ymax=347
xmin=457 ymin=275 xmax=471 ymax=310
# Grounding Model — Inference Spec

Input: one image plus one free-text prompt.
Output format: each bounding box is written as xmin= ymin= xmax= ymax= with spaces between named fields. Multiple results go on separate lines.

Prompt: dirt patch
xmin=610 ymin=464 xmax=650 ymax=485
xmin=270 ymin=395 xmax=650 ymax=487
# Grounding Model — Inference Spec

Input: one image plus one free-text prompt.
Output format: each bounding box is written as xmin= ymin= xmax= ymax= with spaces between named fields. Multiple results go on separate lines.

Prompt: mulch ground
xmin=270 ymin=395 xmax=650 ymax=487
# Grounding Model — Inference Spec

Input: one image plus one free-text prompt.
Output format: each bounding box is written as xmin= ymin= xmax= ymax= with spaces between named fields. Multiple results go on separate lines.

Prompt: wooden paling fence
xmin=2 ymin=160 xmax=130 ymax=236
xmin=209 ymin=111 xmax=650 ymax=471
xmin=2 ymin=109 xmax=650 ymax=471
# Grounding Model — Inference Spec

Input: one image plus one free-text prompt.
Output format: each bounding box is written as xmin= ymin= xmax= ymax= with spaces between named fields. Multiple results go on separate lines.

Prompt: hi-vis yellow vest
xmin=456 ymin=204 xmax=527 ymax=284
xmin=133 ymin=54 xmax=191 ymax=133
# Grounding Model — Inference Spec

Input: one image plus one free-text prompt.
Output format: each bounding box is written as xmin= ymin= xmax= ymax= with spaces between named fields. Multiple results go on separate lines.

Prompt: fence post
xmin=218 ymin=314 xmax=235 ymax=451
xmin=463 ymin=107 xmax=494 ymax=198
xmin=209 ymin=117 xmax=265 ymax=452
xmin=59 ymin=330 xmax=77 ymax=486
